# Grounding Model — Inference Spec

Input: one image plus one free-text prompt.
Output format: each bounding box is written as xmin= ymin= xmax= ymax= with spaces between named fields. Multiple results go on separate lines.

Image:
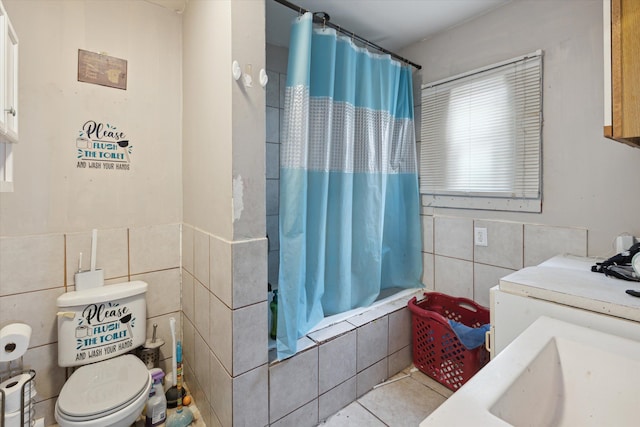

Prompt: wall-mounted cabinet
xmin=604 ymin=0 xmax=640 ymax=148
xmin=0 ymin=0 xmax=18 ymax=192
xmin=0 ymin=0 xmax=18 ymax=143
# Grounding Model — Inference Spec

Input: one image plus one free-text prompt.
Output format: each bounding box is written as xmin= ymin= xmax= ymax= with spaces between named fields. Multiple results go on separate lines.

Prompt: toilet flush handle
xmin=56 ymin=312 xmax=76 ymax=319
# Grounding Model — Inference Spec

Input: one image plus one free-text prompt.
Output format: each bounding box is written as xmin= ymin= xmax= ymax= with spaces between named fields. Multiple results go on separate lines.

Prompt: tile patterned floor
xmin=319 ymin=365 xmax=452 ymax=427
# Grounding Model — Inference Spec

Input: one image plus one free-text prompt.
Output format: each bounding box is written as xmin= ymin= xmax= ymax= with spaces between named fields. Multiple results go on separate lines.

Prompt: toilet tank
xmin=56 ymin=281 xmax=148 ymax=367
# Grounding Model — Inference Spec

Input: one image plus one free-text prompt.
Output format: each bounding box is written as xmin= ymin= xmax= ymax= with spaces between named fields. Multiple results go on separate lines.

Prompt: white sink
xmin=421 ymin=316 xmax=640 ymax=427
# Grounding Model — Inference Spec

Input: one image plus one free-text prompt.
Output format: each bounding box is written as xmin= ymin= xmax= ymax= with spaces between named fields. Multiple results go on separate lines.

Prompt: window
xmin=420 ymin=51 xmax=543 ymax=212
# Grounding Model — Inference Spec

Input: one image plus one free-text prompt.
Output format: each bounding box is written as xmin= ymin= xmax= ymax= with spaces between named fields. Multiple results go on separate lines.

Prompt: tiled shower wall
xmin=265 ymin=68 xmax=285 ymax=289
xmin=0 ymin=224 xmax=182 ymax=426
xmin=421 ymin=216 xmax=589 ymax=307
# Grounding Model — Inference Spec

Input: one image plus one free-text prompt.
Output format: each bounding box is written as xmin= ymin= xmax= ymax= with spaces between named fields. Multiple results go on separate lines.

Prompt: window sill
xmin=421 ymin=194 xmax=542 ymax=213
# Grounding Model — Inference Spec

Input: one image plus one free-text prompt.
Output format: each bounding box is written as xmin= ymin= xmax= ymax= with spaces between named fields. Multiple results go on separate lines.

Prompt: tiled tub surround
xmin=422 ymin=215 xmax=588 ymax=308
xmin=267 ymin=291 xmax=417 ymax=426
xmin=0 ymin=224 xmax=182 ymax=426
xmin=183 ymin=220 xmax=417 ymax=426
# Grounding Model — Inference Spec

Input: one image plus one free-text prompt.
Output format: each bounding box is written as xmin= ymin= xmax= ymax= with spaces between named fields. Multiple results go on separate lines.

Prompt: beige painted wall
xmin=183 ymin=0 xmax=265 ymax=240
xmin=400 ymin=0 xmax=640 ymax=257
xmin=0 ymin=0 xmax=183 ymax=236
xmin=231 ymin=0 xmax=267 ymax=240
xmin=182 ymin=0 xmax=233 ymax=239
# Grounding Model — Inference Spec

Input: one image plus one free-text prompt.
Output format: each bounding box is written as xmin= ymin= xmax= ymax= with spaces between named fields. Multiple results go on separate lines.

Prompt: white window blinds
xmin=420 ymin=51 xmax=542 ymax=203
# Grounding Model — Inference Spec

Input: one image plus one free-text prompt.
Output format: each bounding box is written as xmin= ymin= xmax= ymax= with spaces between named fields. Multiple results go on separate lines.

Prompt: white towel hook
xmin=259 ymin=69 xmax=269 ymax=88
xmin=232 ymin=60 xmax=242 ymax=81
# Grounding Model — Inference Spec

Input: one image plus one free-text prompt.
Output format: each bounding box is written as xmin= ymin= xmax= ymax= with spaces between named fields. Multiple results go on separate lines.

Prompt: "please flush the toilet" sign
xmin=73 ymin=301 xmax=136 ymax=363
xmin=76 ymin=120 xmax=132 ymax=171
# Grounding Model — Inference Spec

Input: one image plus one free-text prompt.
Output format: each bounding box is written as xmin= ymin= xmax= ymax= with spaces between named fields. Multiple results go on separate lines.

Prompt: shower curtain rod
xmin=272 ymin=0 xmax=422 ymax=70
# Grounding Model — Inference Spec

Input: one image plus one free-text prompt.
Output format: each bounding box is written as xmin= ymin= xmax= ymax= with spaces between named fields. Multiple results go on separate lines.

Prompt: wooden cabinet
xmin=604 ymin=0 xmax=640 ymax=148
xmin=0 ymin=0 xmax=18 ymax=144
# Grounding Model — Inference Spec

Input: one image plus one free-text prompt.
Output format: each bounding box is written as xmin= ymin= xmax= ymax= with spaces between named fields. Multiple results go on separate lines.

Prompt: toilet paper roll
xmin=0 ymin=323 xmax=32 ymax=362
xmin=3 ymin=403 xmax=35 ymax=427
xmin=0 ymin=373 xmax=34 ymax=413
xmin=0 ymin=387 xmax=36 ymax=410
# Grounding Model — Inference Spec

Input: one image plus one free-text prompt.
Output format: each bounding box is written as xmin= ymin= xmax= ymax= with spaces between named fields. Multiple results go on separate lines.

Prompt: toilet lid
xmin=58 ymin=354 xmax=150 ymax=419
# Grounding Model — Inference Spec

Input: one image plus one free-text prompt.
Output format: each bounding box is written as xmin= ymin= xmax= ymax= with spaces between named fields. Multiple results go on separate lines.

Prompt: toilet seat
xmin=56 ymin=354 xmax=150 ymax=424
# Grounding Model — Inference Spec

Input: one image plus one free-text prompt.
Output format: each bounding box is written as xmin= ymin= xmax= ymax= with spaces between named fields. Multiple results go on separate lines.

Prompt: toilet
xmin=54 ymin=281 xmax=151 ymax=427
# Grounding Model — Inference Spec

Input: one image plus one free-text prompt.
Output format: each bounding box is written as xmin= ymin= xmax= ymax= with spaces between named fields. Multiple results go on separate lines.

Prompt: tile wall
xmin=266 ymin=298 xmax=414 ymax=426
xmin=421 ymin=216 xmax=588 ymax=307
xmin=0 ymin=223 xmax=182 ymax=426
xmin=181 ymin=225 xmax=269 ymax=427
xmin=265 ymin=68 xmax=285 ymax=289
xmin=182 ymin=224 xmax=411 ymax=426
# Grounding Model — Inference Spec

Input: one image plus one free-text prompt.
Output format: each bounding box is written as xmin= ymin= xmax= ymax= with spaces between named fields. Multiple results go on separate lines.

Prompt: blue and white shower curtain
xmin=277 ymin=13 xmax=422 ymax=359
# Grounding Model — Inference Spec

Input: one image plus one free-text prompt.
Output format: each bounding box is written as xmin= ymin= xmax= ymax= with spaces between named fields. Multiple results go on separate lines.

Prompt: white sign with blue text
xmin=76 ymin=120 xmax=132 ymax=171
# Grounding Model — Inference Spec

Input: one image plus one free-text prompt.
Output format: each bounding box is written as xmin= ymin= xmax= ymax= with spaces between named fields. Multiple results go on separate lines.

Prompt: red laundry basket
xmin=408 ymin=292 xmax=490 ymax=391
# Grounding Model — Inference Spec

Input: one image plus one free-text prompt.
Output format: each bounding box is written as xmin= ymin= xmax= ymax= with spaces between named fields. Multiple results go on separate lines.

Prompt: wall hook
xmin=259 ymin=69 xmax=269 ymax=88
xmin=232 ymin=60 xmax=242 ymax=81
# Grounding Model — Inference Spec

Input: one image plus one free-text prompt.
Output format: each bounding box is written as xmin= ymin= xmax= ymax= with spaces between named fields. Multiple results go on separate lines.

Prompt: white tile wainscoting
xmin=422 ymin=216 xmax=588 ymax=308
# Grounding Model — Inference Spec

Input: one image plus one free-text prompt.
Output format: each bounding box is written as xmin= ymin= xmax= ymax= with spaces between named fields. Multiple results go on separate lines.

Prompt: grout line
xmin=357 ymin=401 xmax=390 ymax=426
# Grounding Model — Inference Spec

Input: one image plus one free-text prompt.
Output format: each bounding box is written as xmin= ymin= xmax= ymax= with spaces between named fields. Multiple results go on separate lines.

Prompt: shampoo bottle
xmin=146 ymin=370 xmax=167 ymax=426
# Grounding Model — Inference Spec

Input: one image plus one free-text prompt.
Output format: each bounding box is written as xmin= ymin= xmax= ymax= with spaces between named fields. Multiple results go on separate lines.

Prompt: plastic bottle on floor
xmin=146 ymin=370 xmax=167 ymax=426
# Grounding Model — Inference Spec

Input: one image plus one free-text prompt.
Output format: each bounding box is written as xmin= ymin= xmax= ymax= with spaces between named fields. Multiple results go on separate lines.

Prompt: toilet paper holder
xmin=1 ymin=323 xmax=32 ymax=364
xmin=0 ymin=368 xmax=36 ymax=427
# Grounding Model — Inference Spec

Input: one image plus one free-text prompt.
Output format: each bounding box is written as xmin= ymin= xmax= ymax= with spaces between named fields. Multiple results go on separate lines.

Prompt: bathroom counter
xmin=420 ymin=316 xmax=640 ymax=426
xmin=499 ymin=254 xmax=640 ymax=323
